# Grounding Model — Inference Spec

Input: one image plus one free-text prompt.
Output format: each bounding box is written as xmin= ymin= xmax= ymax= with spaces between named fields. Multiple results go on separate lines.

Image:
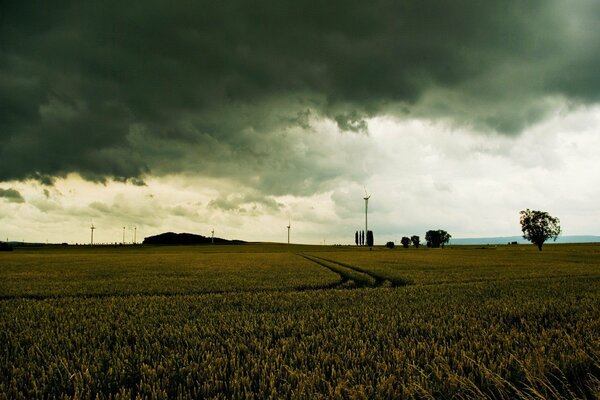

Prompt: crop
xmin=0 ymin=246 xmax=340 ymax=298
xmin=316 ymin=244 xmax=600 ymax=286
xmin=1 ymin=244 xmax=598 ymax=399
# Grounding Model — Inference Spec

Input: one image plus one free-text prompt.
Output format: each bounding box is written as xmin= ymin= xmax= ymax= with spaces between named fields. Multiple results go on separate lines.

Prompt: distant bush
xmin=0 ymin=242 xmax=13 ymax=251
xmin=411 ymin=235 xmax=420 ymax=248
xmin=401 ymin=237 xmax=410 ymax=248
xmin=385 ymin=241 xmax=395 ymax=249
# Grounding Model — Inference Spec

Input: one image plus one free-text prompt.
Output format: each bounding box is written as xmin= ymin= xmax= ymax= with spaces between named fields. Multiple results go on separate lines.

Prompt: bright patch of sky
xmin=2 ymin=105 xmax=599 ymax=245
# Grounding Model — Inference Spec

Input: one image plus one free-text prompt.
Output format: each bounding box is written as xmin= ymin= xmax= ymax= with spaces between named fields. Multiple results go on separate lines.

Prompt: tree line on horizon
xmin=354 ymin=230 xmax=374 ymax=247
xmin=387 ymin=230 xmax=451 ymax=249
xmin=359 ymin=209 xmax=562 ymax=251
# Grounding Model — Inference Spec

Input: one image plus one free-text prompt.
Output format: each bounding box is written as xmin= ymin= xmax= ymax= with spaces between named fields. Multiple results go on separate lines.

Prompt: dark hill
xmin=143 ymin=232 xmax=244 ymax=245
xmin=0 ymin=241 xmax=14 ymax=251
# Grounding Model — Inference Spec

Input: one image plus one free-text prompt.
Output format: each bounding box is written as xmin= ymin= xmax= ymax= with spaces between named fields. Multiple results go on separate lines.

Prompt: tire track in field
xmin=300 ymin=253 xmax=413 ymax=288
xmin=297 ymin=253 xmax=377 ymax=288
xmin=1 ymin=273 xmax=594 ymax=301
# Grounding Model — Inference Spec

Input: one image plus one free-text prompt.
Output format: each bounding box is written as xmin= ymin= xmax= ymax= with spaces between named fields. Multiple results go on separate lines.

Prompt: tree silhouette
xmin=355 ymin=231 xmax=359 ymax=246
xmin=441 ymin=231 xmax=451 ymax=248
xmin=519 ymin=209 xmax=561 ymax=251
xmin=425 ymin=230 xmax=451 ymax=248
xmin=401 ymin=236 xmax=410 ymax=248
xmin=410 ymin=235 xmax=420 ymax=248
xmin=366 ymin=230 xmax=374 ymax=247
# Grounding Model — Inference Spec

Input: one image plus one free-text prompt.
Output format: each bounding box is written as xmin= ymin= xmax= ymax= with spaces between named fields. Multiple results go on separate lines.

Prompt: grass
xmin=0 ymin=243 xmax=599 ymax=399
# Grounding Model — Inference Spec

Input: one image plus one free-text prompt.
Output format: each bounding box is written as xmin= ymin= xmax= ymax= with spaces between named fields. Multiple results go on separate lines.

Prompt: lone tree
xmin=355 ymin=231 xmax=359 ymax=246
xmin=519 ymin=209 xmax=561 ymax=251
xmin=425 ymin=229 xmax=451 ymax=248
xmin=400 ymin=236 xmax=410 ymax=248
xmin=410 ymin=235 xmax=420 ymax=248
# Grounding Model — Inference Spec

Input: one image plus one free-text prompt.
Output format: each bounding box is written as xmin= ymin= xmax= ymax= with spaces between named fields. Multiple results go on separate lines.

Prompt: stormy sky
xmin=1 ymin=0 xmax=599 ymax=244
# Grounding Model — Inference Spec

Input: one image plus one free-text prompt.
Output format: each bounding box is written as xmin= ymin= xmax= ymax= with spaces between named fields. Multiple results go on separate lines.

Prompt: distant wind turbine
xmin=90 ymin=223 xmax=96 ymax=245
xmin=211 ymin=228 xmax=215 ymax=244
xmin=364 ymin=187 xmax=371 ymax=243
xmin=122 ymin=226 xmax=126 ymax=244
xmin=287 ymin=220 xmax=291 ymax=244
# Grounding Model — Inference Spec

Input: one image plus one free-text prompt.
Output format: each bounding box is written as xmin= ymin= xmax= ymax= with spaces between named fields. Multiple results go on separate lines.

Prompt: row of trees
xmin=396 ymin=230 xmax=451 ymax=249
xmin=354 ymin=230 xmax=374 ymax=247
xmin=400 ymin=235 xmax=421 ymax=248
xmin=362 ymin=230 xmax=451 ymax=249
xmin=354 ymin=209 xmax=561 ymax=251
xmin=393 ymin=209 xmax=561 ymax=251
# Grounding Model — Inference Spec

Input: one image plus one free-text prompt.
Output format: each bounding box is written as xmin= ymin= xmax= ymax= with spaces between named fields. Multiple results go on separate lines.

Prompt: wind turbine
xmin=133 ymin=226 xmax=137 ymax=244
xmin=363 ymin=187 xmax=371 ymax=244
xmin=211 ymin=228 xmax=214 ymax=244
xmin=286 ymin=220 xmax=291 ymax=244
xmin=90 ymin=223 xmax=96 ymax=245
xmin=122 ymin=226 xmax=126 ymax=245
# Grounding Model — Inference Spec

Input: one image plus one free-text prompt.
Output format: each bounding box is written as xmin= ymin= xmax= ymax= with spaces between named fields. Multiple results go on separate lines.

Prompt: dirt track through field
xmin=298 ymin=253 xmax=412 ymax=288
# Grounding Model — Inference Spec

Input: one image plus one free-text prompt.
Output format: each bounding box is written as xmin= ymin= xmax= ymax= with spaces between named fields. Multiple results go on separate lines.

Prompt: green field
xmin=1 ymin=244 xmax=599 ymax=399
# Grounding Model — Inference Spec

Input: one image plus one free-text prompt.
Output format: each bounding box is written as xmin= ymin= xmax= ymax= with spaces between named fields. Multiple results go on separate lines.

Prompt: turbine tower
xmin=90 ymin=223 xmax=96 ymax=245
xmin=122 ymin=226 xmax=126 ymax=245
xmin=211 ymin=228 xmax=214 ymax=244
xmin=363 ymin=187 xmax=371 ymax=243
xmin=287 ymin=220 xmax=291 ymax=244
xmin=133 ymin=226 xmax=137 ymax=244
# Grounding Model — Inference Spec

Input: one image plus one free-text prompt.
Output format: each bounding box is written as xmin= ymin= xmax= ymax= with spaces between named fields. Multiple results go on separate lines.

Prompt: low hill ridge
xmin=450 ymin=235 xmax=600 ymax=245
xmin=143 ymin=232 xmax=244 ymax=245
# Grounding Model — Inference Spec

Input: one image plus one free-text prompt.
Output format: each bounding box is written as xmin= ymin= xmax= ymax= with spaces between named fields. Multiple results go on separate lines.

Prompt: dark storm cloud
xmin=1 ymin=0 xmax=599 ymax=190
xmin=0 ymin=188 xmax=25 ymax=203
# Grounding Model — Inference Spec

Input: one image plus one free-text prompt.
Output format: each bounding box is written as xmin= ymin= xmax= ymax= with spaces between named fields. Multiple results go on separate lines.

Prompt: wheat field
xmin=1 ymin=244 xmax=599 ymax=399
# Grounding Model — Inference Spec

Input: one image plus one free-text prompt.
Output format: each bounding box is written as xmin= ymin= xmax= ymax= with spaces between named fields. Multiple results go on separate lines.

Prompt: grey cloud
xmin=88 ymin=199 xmax=165 ymax=228
xmin=29 ymin=198 xmax=62 ymax=212
xmin=209 ymin=192 xmax=283 ymax=214
xmin=171 ymin=205 xmax=200 ymax=218
xmin=1 ymin=0 xmax=600 ymax=191
xmin=334 ymin=112 xmax=368 ymax=134
xmin=0 ymin=188 xmax=25 ymax=203
xmin=127 ymin=97 xmax=376 ymax=196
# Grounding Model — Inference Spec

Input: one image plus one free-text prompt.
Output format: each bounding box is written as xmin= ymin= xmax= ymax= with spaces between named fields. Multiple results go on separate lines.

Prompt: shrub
xmin=401 ymin=237 xmax=410 ymax=248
